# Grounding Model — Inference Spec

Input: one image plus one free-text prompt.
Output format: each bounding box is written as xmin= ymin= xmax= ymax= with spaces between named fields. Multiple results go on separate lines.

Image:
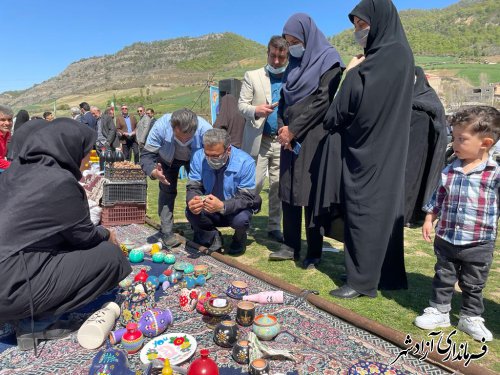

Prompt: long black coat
xmin=278 ymin=65 xmax=342 ymax=207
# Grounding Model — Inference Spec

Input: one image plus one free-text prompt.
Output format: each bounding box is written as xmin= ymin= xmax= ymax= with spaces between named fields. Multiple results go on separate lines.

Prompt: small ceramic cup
xmin=249 ymin=358 xmax=270 ymax=375
xmin=179 ymin=288 xmax=198 ymax=312
xmin=226 ymin=280 xmax=249 ymax=300
xmin=232 ymin=339 xmax=250 ymax=364
xmin=236 ymin=301 xmax=255 ymax=327
xmin=194 ymin=264 xmax=209 ymax=277
xmin=213 ymin=320 xmax=239 ymax=348
xmin=252 ymin=313 xmax=280 ymax=341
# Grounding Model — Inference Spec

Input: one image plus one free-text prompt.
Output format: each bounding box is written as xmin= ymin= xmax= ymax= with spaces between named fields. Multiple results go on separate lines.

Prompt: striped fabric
xmin=423 ymin=157 xmax=500 ymax=245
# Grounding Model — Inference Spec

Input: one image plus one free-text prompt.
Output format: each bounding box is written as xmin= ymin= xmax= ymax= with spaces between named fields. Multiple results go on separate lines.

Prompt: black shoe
xmin=329 ymin=285 xmax=362 ymax=299
xmin=161 ymin=234 xmax=181 ymax=249
xmin=15 ymin=320 xmax=80 ymax=351
xmin=268 ymin=244 xmax=295 ymax=261
xmin=228 ymin=229 xmax=247 ymax=255
xmin=267 ymin=230 xmax=284 ymax=243
xmin=208 ymin=231 xmax=223 ymax=253
xmin=302 ymin=258 xmax=321 ymax=270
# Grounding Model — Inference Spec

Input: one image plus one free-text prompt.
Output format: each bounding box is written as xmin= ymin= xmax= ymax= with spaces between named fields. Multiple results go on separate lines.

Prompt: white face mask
xmin=354 ymin=27 xmax=370 ymax=48
xmin=266 ymin=64 xmax=287 ymax=75
xmin=289 ymin=44 xmax=305 ymax=59
xmin=206 ymin=153 xmax=228 ymax=170
xmin=174 ymin=137 xmax=193 ymax=147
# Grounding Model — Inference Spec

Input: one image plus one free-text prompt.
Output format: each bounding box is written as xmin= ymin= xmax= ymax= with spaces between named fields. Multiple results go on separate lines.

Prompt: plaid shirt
xmin=423 ymin=157 xmax=500 ymax=245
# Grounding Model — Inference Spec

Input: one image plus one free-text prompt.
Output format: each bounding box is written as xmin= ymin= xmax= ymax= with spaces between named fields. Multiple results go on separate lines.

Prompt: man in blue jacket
xmin=186 ymin=128 xmax=261 ymax=255
xmin=141 ymin=108 xmax=212 ymax=248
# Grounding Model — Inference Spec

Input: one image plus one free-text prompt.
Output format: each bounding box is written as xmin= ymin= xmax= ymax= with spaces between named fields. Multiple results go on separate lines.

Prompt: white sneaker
xmin=457 ymin=316 xmax=493 ymax=342
xmin=414 ymin=307 xmax=451 ymax=330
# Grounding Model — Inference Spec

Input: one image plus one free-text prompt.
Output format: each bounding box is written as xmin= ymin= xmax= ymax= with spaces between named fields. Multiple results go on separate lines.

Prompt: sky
xmin=1 ymin=0 xmax=459 ymax=93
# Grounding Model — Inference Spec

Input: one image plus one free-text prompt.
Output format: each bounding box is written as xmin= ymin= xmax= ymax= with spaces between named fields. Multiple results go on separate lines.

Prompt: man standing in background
xmin=79 ymin=102 xmax=97 ymax=132
xmin=116 ymin=104 xmax=138 ymax=163
xmin=239 ymin=36 xmax=289 ymax=243
xmin=136 ymin=105 xmax=152 ymax=152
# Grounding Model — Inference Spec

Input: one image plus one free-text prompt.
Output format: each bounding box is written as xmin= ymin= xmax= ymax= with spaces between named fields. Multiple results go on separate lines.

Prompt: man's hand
xmin=346 ymin=54 xmax=365 ymax=72
xmin=422 ymin=214 xmax=435 ymax=243
xmin=278 ymin=126 xmax=295 ymax=147
xmin=108 ymin=229 xmax=120 ymax=246
xmin=188 ymin=196 xmax=204 ymax=215
xmin=254 ymin=104 xmax=275 ymax=118
xmin=151 ymin=163 xmax=170 ymax=185
xmin=203 ymin=194 xmax=224 ymax=214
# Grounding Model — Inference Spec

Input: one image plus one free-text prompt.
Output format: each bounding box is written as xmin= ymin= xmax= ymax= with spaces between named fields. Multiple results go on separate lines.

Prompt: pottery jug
xmin=110 ymin=308 xmax=172 ymax=343
xmin=187 ymin=348 xmax=219 ymax=375
xmin=121 ymin=322 xmax=144 ymax=354
xmin=213 ymin=320 xmax=238 ymax=348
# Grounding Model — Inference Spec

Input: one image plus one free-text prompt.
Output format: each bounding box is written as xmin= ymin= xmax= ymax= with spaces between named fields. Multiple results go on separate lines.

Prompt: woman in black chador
xmin=404 ymin=66 xmax=447 ymax=226
xmin=319 ymin=0 xmax=415 ymax=298
xmin=0 ymin=118 xmax=131 ymax=351
xmin=268 ymin=13 xmax=344 ymax=269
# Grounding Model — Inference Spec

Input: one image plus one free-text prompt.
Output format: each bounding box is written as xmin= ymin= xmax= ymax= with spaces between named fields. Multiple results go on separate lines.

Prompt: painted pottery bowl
xmin=252 ymin=313 xmax=280 ymax=341
xmin=183 ymin=263 xmax=195 ymax=277
xmin=213 ymin=320 xmax=239 ymax=348
xmin=226 ymin=280 xmax=249 ymax=300
xmin=174 ymin=261 xmax=193 ymax=272
xmin=203 ymin=297 xmax=233 ymax=317
xmin=249 ymin=358 xmax=270 ymax=375
xmin=193 ymin=264 xmax=209 ymax=277
xmin=232 ymin=339 xmax=250 ymax=364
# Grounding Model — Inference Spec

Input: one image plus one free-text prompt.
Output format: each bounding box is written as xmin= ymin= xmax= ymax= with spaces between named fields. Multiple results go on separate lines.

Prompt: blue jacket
xmin=187 ymin=147 xmax=260 ymax=215
xmin=140 ymin=113 xmax=212 ymax=176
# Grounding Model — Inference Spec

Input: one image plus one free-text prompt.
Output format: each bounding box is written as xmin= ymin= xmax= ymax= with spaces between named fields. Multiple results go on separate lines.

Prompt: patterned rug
xmin=0 ymin=224 xmax=451 ymax=375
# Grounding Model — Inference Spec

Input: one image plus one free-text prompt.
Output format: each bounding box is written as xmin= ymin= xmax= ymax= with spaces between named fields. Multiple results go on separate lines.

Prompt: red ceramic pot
xmin=187 ymin=348 xmax=219 ymax=375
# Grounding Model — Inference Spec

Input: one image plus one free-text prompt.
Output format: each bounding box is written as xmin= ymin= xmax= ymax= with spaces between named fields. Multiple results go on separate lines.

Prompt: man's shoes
xmin=208 ymin=231 xmax=224 ymax=254
xmin=15 ymin=319 xmax=80 ymax=351
xmin=161 ymin=234 xmax=181 ymax=249
xmin=302 ymin=258 xmax=321 ymax=270
xmin=457 ymin=316 xmax=493 ymax=342
xmin=329 ymin=285 xmax=362 ymax=299
xmin=267 ymin=230 xmax=284 ymax=243
xmin=268 ymin=244 xmax=296 ymax=261
xmin=414 ymin=307 xmax=451 ymax=330
xmin=228 ymin=229 xmax=247 ymax=255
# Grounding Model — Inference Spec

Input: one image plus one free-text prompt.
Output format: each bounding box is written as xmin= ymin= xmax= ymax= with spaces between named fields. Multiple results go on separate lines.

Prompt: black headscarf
xmin=0 ymin=118 xmax=97 ymax=263
xmin=282 ymin=13 xmax=344 ymax=106
xmin=7 ymin=119 xmax=51 ymax=161
xmin=14 ymin=110 xmax=30 ymax=132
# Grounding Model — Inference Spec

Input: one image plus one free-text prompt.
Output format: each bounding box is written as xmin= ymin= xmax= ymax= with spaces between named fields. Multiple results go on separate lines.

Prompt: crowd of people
xmin=0 ymin=0 xmax=498 ymax=352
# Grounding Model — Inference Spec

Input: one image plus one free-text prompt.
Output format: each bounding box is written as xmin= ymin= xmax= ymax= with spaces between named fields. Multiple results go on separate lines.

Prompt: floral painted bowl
xmin=252 ymin=313 xmax=280 ymax=341
xmin=226 ymin=280 xmax=249 ymax=300
xmin=203 ymin=297 xmax=233 ymax=317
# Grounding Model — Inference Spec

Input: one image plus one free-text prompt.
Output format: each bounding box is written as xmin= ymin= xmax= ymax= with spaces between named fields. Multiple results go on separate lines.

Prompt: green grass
xmin=146 ymin=178 xmax=499 ymax=373
xmin=425 ymin=63 xmax=500 ymax=86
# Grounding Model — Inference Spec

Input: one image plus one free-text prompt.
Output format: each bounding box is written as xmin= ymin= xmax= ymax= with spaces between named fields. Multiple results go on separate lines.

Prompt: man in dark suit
xmin=79 ymin=102 xmax=97 ymax=132
xmin=115 ymin=104 xmax=138 ymax=163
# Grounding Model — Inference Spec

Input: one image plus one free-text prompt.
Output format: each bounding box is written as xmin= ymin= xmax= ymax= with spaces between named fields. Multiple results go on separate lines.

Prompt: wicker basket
xmin=104 ymin=167 xmax=145 ymax=181
xmin=101 ymin=203 xmax=146 ymax=226
xmin=102 ymin=180 xmax=147 ymax=206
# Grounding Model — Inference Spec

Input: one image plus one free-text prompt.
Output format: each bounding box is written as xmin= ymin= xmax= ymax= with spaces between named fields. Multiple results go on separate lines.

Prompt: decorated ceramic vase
xmin=120 ymin=284 xmax=156 ymax=326
xmin=179 ymin=288 xmax=198 ymax=312
xmin=196 ymin=292 xmax=217 ymax=315
xmin=164 ymin=254 xmax=176 ymax=265
xmin=121 ymin=322 xmax=144 ymax=354
xmin=134 ymin=269 xmax=149 ymax=283
xmin=129 ymin=248 xmax=144 ymax=263
xmin=232 ymin=340 xmax=250 ymax=365
xmin=146 ymin=276 xmax=160 ymax=290
xmin=252 ymin=314 xmax=280 ymax=341
xmin=213 ymin=320 xmax=238 ymax=348
xmin=152 ymin=252 xmax=166 ymax=263
xmin=110 ymin=308 xmax=173 ymax=344
xmin=187 ymin=348 xmax=219 ymax=375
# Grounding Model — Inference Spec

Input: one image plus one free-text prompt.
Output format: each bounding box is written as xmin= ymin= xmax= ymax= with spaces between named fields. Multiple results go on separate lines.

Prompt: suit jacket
xmin=101 ymin=114 xmax=120 ymax=149
xmin=81 ymin=111 xmax=97 ymax=132
xmin=116 ymin=114 xmax=137 ymax=144
xmin=238 ymin=67 xmax=272 ymax=157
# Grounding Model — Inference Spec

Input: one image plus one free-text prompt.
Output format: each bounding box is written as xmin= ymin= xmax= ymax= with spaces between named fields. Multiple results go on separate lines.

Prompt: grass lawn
xmin=146 ymin=178 xmax=499 ymax=372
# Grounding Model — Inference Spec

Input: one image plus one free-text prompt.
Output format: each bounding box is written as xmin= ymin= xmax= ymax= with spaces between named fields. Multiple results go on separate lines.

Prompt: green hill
xmin=331 ymin=0 xmax=500 ymax=58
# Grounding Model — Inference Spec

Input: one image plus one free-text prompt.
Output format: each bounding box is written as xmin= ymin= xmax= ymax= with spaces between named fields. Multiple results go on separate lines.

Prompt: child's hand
xmin=422 ymin=221 xmax=434 ymax=243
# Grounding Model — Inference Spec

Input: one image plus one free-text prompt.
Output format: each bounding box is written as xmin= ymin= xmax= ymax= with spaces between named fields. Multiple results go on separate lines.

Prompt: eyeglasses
xmin=137 ymin=110 xmax=144 ymax=113
xmin=121 ymin=107 xmax=128 ymax=110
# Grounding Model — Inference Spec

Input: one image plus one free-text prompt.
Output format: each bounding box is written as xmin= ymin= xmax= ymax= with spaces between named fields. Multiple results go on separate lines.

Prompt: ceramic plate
xmin=174 ymin=262 xmax=193 ymax=272
xmin=140 ymin=332 xmax=197 ymax=365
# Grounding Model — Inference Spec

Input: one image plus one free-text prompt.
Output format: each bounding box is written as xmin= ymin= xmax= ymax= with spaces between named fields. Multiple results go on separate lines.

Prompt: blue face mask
xmin=289 ymin=44 xmax=305 ymax=59
xmin=354 ymin=27 xmax=370 ymax=48
xmin=266 ymin=64 xmax=287 ymax=75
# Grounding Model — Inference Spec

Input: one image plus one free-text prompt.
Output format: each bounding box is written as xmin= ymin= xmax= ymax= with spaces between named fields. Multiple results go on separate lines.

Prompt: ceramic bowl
xmin=194 ymin=264 xmax=209 ymax=277
xmin=203 ymin=297 xmax=233 ymax=317
xmin=196 ymin=292 xmax=217 ymax=315
xmin=226 ymin=280 xmax=249 ymax=300
xmin=252 ymin=313 xmax=280 ymax=341
xmin=249 ymin=358 xmax=270 ymax=375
